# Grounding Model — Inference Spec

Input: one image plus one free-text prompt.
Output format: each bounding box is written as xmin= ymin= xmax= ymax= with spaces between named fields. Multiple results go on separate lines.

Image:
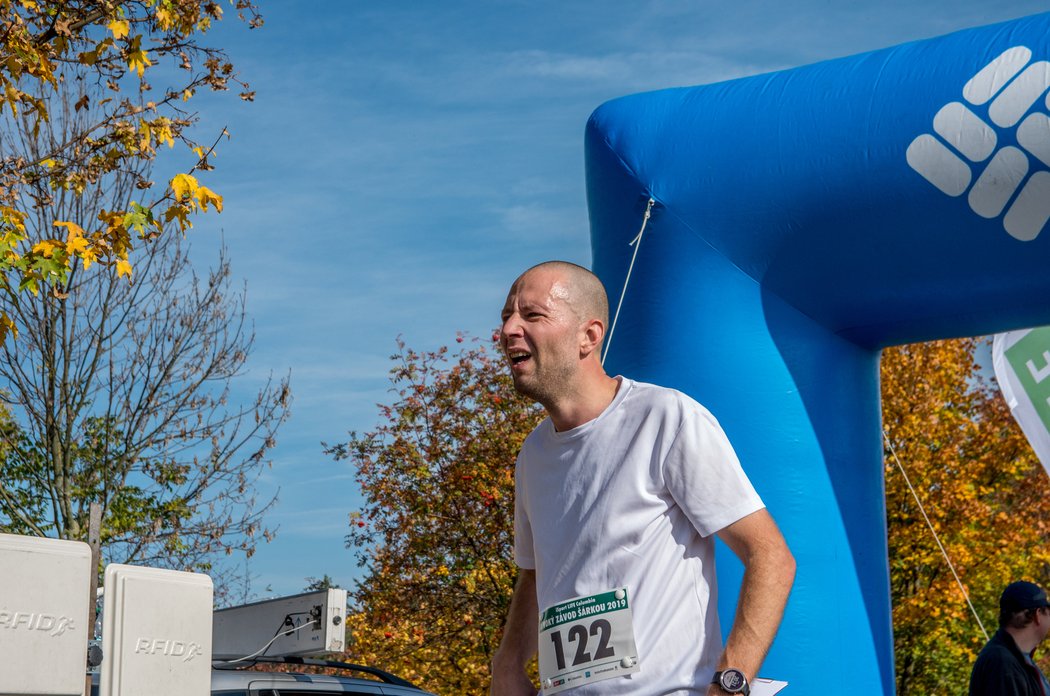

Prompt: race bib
xmin=537 ymin=587 xmax=640 ymax=694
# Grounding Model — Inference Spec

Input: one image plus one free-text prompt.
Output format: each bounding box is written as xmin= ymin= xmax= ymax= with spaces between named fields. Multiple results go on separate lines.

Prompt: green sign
xmin=1005 ymin=327 xmax=1050 ymax=432
xmin=539 ymin=589 xmax=629 ymax=631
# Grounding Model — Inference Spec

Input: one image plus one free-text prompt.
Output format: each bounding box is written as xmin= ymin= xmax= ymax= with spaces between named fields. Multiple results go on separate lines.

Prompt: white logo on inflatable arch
xmin=906 ymin=46 xmax=1050 ymax=241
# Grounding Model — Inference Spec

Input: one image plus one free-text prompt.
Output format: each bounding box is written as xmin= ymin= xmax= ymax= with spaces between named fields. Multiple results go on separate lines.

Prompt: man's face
xmin=1039 ymin=606 xmax=1050 ymax=643
xmin=499 ymin=268 xmax=582 ymax=405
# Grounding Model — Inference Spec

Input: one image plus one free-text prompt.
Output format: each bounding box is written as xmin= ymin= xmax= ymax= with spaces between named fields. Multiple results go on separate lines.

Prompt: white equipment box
xmin=212 ymin=588 xmax=347 ymax=660
xmin=0 ymin=533 xmax=91 ymax=696
xmin=99 ymin=564 xmax=213 ymax=696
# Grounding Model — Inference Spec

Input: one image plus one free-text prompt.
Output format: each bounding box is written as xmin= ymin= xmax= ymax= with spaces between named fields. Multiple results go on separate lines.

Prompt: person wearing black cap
xmin=969 ymin=580 xmax=1050 ymax=696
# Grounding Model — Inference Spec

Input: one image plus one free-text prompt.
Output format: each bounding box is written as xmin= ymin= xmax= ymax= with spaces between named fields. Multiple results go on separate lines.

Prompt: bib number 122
xmin=537 ymin=587 xmax=639 ymax=693
xmin=548 ymin=618 xmax=615 ymax=670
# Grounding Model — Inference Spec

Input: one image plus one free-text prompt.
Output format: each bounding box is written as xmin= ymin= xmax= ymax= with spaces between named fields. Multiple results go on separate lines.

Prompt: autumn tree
xmin=0 ymin=88 xmax=290 ymax=587
xmin=0 ymin=0 xmax=260 ymax=338
xmin=325 ymin=335 xmax=543 ymax=694
xmin=883 ymin=337 xmax=1050 ymax=695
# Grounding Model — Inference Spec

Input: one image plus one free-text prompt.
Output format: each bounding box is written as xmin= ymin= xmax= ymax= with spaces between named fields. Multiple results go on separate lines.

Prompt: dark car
xmin=91 ymin=657 xmax=438 ymax=696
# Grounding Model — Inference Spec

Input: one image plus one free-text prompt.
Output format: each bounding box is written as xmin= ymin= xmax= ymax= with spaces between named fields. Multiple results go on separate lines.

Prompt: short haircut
xmin=1000 ymin=607 xmax=1039 ymax=630
xmin=525 ymin=260 xmax=610 ymax=330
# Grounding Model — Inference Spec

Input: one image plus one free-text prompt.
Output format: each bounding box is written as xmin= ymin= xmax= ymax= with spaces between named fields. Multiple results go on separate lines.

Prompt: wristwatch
xmin=711 ymin=669 xmax=750 ymax=695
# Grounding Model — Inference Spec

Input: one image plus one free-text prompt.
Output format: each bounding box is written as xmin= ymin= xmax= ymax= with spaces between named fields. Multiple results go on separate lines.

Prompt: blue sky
xmin=177 ymin=0 xmax=1049 ymax=600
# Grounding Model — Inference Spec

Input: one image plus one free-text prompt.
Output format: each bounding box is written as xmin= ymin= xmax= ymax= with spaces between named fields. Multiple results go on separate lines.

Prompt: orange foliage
xmin=883 ymin=337 xmax=1050 ymax=695
xmin=326 ymin=334 xmax=543 ymax=695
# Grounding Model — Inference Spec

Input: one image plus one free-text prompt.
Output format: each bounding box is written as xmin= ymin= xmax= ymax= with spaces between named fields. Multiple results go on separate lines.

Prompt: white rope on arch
xmin=601 ymin=197 xmax=655 ymax=367
xmin=883 ymin=431 xmax=989 ymax=641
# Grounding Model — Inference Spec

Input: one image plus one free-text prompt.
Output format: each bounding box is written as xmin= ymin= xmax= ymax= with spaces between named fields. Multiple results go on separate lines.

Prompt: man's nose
xmin=500 ymin=314 xmax=522 ymax=339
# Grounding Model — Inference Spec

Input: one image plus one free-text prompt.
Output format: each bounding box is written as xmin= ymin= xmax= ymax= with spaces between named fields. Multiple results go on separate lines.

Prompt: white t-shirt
xmin=514 ymin=378 xmax=764 ymax=695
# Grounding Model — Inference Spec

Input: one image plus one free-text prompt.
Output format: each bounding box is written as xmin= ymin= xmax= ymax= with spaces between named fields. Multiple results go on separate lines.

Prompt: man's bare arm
xmin=708 ymin=508 xmax=795 ymax=694
xmin=491 ymin=569 xmax=539 ymax=696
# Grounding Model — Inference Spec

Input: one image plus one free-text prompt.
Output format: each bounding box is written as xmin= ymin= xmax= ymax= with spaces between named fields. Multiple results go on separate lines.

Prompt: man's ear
xmin=579 ymin=319 xmax=605 ymax=359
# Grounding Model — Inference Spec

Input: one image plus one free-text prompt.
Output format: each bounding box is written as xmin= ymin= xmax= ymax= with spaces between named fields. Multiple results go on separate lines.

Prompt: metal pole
xmin=85 ymin=503 xmax=102 ymax=696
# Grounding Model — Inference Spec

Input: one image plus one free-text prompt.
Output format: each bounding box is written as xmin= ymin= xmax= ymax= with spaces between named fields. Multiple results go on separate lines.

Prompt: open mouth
xmin=509 ymin=351 xmax=531 ymax=366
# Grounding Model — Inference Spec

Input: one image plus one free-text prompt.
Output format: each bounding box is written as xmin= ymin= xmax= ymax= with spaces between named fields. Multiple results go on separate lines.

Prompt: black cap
xmin=1000 ymin=581 xmax=1050 ymax=614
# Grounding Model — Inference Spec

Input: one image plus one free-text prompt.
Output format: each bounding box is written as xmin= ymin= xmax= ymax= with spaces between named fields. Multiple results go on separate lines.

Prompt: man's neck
xmin=547 ymin=374 xmax=621 ymax=432
xmin=1005 ymin=625 xmax=1041 ymax=655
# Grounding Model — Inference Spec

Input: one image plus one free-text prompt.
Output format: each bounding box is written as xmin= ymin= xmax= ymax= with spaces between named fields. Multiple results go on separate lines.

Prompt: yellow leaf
xmin=154 ymin=119 xmax=175 ymax=148
xmin=4 ymin=83 xmax=21 ymax=117
xmin=138 ymin=120 xmax=151 ymax=152
xmin=1 ymin=206 xmax=26 ymax=234
xmin=32 ymin=239 xmax=64 ymax=258
xmin=196 ymin=185 xmax=223 ymax=213
xmin=116 ymin=258 xmax=132 ymax=278
xmin=171 ymin=173 xmax=198 ymax=201
xmin=156 ymin=8 xmax=174 ymax=29
xmin=53 ymin=221 xmax=86 ymax=255
xmin=41 ymin=158 xmax=56 ymax=168
xmin=164 ymin=203 xmax=192 ymax=232
xmin=0 ymin=311 xmax=16 ymax=343
xmin=127 ymin=50 xmax=152 ymax=79
xmin=53 ymin=220 xmax=85 ymax=233
xmin=108 ymin=20 xmax=130 ymax=40
xmin=65 ymin=235 xmax=89 ymax=256
xmin=80 ymin=246 xmax=98 ymax=270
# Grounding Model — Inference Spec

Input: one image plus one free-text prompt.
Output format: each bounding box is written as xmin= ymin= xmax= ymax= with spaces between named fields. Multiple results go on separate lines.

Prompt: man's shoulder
xmin=975 ymin=638 xmax=1015 ymax=662
xmin=620 ymin=377 xmax=716 ymax=419
xmin=973 ymin=631 xmax=1022 ymax=668
xmin=620 ymin=376 xmax=680 ymax=402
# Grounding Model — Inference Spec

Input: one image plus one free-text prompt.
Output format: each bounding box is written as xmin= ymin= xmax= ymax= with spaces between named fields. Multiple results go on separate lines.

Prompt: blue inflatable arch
xmin=586 ymin=12 xmax=1050 ymax=694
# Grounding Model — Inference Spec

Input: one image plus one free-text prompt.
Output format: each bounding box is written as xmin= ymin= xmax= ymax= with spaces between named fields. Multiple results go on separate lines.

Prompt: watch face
xmin=721 ymin=669 xmax=745 ymax=690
